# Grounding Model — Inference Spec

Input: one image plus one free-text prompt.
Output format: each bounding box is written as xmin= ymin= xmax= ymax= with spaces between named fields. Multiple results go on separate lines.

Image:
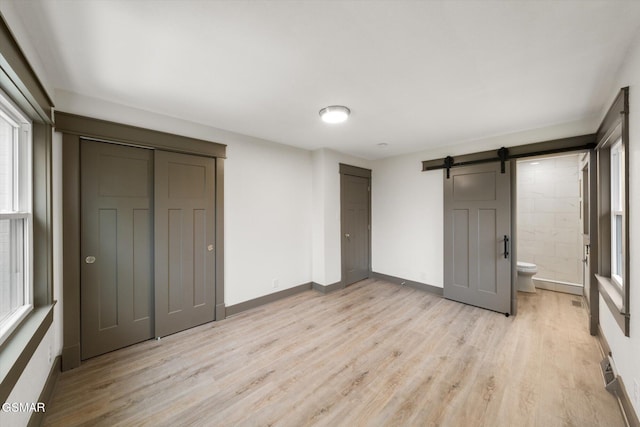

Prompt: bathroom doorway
xmin=516 ymin=153 xmax=587 ymax=296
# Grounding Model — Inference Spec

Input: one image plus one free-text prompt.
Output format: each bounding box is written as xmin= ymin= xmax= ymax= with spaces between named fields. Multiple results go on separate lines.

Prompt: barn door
xmin=443 ymin=162 xmax=511 ymax=314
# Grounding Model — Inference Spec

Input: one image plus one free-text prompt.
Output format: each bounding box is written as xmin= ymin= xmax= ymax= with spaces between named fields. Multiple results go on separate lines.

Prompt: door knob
xmin=207 ymin=244 xmax=214 ymax=252
xmin=345 ymin=233 xmax=350 ymax=238
xmin=85 ymin=256 xmax=96 ymax=264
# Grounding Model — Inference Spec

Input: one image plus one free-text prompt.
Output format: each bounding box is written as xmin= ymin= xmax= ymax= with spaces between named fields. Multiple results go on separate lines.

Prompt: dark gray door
xmin=581 ymin=154 xmax=598 ymax=335
xmin=154 ymin=150 xmax=215 ymax=337
xmin=341 ymin=174 xmax=371 ymax=286
xmin=81 ymin=140 xmax=154 ymax=359
xmin=580 ymin=162 xmax=590 ymax=300
xmin=444 ymin=162 xmax=511 ymax=314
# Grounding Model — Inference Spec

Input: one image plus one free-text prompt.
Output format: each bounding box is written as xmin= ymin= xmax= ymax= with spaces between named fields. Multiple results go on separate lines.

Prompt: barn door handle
xmin=503 ymin=235 xmax=509 ymax=259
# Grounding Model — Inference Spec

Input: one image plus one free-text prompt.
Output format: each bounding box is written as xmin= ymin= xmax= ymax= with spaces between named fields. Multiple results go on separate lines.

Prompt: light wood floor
xmin=44 ymin=279 xmax=624 ymax=427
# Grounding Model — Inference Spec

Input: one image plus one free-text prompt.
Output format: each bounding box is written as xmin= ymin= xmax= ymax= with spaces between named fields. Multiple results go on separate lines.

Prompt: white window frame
xmin=0 ymin=89 xmax=33 ymax=346
xmin=610 ymin=138 xmax=624 ymax=289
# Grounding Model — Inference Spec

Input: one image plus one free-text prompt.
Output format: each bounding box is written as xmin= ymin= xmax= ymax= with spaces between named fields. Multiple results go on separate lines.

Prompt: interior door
xmin=444 ymin=162 xmax=511 ymax=314
xmin=341 ymin=173 xmax=371 ymax=286
xmin=154 ymin=150 xmax=216 ymax=337
xmin=581 ymin=152 xmax=598 ymax=335
xmin=580 ymin=161 xmax=590 ymax=303
xmin=80 ymin=140 xmax=154 ymax=359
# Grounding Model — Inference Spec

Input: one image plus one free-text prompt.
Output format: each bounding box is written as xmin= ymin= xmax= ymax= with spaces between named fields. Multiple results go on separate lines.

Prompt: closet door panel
xmin=155 ymin=150 xmax=215 ymax=337
xmin=80 ymin=140 xmax=154 ymax=359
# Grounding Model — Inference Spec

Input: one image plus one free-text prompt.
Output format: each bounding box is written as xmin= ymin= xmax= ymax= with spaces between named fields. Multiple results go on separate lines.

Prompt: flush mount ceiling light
xmin=319 ymin=105 xmax=350 ymax=124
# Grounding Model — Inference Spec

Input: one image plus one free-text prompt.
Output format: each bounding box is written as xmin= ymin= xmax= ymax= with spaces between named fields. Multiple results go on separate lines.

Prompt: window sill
xmin=596 ymin=274 xmax=629 ymax=336
xmin=0 ymin=305 xmax=33 ymax=347
xmin=0 ymin=303 xmax=55 ymax=403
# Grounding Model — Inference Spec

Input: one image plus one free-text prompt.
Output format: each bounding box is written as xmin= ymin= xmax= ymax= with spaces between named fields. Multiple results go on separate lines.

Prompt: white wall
xmin=372 ymin=154 xmax=443 ymax=286
xmin=0 ymin=326 xmax=55 ymax=427
xmin=598 ymin=29 xmax=640 ymax=418
xmin=225 ymin=137 xmax=313 ymax=305
xmin=311 ymin=149 xmax=327 ymax=285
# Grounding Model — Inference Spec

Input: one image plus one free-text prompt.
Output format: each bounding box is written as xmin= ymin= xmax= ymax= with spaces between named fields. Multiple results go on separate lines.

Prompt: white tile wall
xmin=517 ymin=154 xmax=583 ymax=285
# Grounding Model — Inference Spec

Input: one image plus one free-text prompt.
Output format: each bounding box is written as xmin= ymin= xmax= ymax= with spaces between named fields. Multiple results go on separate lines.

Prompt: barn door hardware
xmin=422 ymin=136 xmax=597 ymax=175
xmin=497 ymin=147 xmax=509 ymax=174
xmin=444 ymin=156 xmax=454 ymax=179
xmin=432 ymin=147 xmax=510 ymax=179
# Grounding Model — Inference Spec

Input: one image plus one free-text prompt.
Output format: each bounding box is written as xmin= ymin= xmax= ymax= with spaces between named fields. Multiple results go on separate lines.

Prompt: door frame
xmin=58 ymin=112 xmax=226 ymax=371
xmin=339 ymin=163 xmax=372 ymax=287
xmin=510 ymin=159 xmax=518 ymax=316
xmin=423 ymin=134 xmax=598 ymax=330
xmin=511 ymin=151 xmax=597 ymax=326
xmin=586 ymin=151 xmax=599 ymax=335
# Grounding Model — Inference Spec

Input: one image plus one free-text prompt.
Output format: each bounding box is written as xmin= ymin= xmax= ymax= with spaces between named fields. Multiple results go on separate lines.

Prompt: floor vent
xmin=571 ymin=300 xmax=583 ymax=308
xmin=600 ymin=356 xmax=620 ymax=394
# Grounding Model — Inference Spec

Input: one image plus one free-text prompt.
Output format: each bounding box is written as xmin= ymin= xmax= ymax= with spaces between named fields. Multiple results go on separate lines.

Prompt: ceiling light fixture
xmin=319 ymin=105 xmax=350 ymax=124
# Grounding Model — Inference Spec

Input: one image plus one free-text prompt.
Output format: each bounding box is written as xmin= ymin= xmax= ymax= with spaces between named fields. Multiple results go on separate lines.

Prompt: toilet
xmin=516 ymin=261 xmax=537 ymax=293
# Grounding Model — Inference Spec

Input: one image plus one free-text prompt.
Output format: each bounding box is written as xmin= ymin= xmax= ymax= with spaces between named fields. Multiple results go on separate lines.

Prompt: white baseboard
xmin=534 ymin=278 xmax=583 ymax=296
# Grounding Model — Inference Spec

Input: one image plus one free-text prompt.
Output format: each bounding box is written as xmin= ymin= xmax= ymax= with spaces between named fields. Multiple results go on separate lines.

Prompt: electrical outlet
xmin=47 ymin=345 xmax=52 ymax=364
xmin=634 ymin=378 xmax=639 ymax=407
xmin=272 ymin=279 xmax=279 ymax=289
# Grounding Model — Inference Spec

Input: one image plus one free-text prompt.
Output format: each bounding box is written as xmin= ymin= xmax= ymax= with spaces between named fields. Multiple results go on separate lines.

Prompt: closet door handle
xmin=503 ymin=235 xmax=509 ymax=259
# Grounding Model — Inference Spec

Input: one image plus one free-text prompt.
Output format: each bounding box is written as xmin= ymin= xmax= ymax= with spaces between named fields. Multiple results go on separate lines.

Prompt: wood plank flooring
xmin=43 ymin=279 xmax=624 ymax=426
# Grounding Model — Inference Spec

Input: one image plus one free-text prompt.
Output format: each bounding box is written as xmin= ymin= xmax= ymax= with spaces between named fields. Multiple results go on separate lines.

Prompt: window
xmin=0 ymin=90 xmax=32 ymax=345
xmin=1 ymin=15 xmax=55 ymax=395
xmin=610 ymin=139 xmax=624 ymax=289
xmin=595 ymin=86 xmax=629 ymax=336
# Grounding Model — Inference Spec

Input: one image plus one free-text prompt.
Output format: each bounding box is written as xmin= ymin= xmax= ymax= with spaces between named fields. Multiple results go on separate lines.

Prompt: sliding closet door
xmin=154 ymin=151 xmax=216 ymax=337
xmin=80 ymin=140 xmax=154 ymax=359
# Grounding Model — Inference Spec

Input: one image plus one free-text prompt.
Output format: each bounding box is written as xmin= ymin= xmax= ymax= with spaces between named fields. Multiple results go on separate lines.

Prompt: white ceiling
xmin=8 ymin=0 xmax=640 ymax=159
